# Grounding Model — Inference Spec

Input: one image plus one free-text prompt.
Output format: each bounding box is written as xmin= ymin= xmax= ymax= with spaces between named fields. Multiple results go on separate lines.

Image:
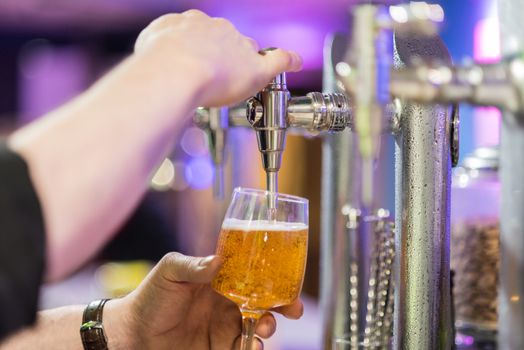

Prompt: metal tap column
xmin=497 ymin=1 xmax=524 ymax=348
xmin=193 ymin=107 xmax=229 ymax=199
xmin=393 ymin=33 xmax=453 ymax=349
xmin=207 ymin=108 xmax=228 ymax=199
xmin=320 ymin=33 xmax=364 ymax=349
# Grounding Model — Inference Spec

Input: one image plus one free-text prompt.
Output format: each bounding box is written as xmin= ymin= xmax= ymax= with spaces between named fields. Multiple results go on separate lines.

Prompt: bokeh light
xmin=150 ymin=158 xmax=175 ymax=191
xmin=185 ymin=157 xmax=214 ymax=190
xmin=180 ymin=126 xmax=208 ymax=157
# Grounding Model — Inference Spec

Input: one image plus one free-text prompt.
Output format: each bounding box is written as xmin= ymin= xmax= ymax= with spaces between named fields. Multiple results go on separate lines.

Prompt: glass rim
xmin=233 ymin=187 xmax=308 ymax=205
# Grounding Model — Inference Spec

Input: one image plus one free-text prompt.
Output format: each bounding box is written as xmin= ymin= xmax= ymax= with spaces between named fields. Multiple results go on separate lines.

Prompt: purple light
xmin=18 ymin=41 xmax=88 ymax=124
xmin=472 ymin=4 xmax=501 ymax=148
xmin=255 ymin=22 xmax=325 ymax=71
xmin=180 ymin=127 xmax=208 ymax=157
xmin=473 ymin=17 xmax=500 ymax=64
xmin=473 ymin=107 xmax=500 ymax=147
xmin=185 ymin=157 xmax=214 ymax=190
xmin=455 ymin=333 xmax=475 ymax=346
xmin=202 ymin=1 xmax=347 ymax=73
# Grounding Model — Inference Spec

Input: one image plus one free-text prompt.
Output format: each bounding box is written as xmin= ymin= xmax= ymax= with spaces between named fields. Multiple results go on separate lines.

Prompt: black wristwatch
xmin=80 ymin=299 xmax=110 ymax=350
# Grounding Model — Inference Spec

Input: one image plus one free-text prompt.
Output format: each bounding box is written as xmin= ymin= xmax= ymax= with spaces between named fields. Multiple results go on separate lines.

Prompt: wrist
xmin=103 ymin=298 xmax=138 ymax=350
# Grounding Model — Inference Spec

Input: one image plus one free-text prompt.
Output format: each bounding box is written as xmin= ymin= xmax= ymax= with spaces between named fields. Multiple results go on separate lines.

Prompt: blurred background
xmin=0 ymin=0 xmax=501 ymax=349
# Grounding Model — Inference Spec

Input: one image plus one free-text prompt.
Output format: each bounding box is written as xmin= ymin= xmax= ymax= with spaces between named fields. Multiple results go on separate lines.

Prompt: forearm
xmin=0 ymin=299 xmax=131 ymax=350
xmin=0 ymin=305 xmax=84 ymax=350
xmin=8 ymin=51 xmax=209 ymax=281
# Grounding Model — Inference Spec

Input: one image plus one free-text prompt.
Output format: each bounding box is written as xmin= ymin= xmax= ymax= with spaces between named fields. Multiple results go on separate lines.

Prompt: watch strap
xmin=80 ymin=299 xmax=110 ymax=350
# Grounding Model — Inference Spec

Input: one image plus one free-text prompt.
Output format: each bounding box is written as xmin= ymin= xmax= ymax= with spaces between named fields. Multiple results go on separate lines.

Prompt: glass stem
xmin=240 ymin=315 xmax=259 ymax=350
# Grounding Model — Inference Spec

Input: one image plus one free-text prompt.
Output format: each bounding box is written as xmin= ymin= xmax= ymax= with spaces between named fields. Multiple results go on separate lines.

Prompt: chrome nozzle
xmin=247 ymin=73 xmax=290 ymax=197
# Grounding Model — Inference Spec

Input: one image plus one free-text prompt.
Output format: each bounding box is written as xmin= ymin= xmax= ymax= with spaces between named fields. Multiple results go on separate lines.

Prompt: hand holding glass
xmin=212 ymin=188 xmax=309 ymax=350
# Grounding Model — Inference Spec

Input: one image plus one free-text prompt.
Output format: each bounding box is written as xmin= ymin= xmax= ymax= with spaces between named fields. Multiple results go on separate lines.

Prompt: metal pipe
xmin=228 ymin=105 xmax=252 ymax=127
xmin=342 ymin=5 xmax=392 ymax=207
xmin=288 ymin=92 xmax=351 ymax=132
xmin=320 ymin=32 xmax=364 ymax=350
xmin=393 ymin=32 xmax=453 ymax=350
xmin=497 ymin=0 xmax=524 ymax=348
xmin=237 ymin=93 xmax=352 ymax=133
xmin=390 ymin=59 xmax=523 ymax=112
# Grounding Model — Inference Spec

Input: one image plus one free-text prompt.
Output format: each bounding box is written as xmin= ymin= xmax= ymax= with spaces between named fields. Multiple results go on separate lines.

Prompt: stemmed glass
xmin=212 ymin=187 xmax=309 ymax=350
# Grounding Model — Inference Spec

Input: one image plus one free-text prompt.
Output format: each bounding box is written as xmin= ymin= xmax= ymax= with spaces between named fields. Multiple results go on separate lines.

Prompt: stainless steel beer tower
xmin=498 ymin=0 xmax=524 ymax=348
xmin=375 ymin=2 xmax=524 ymax=346
xmin=392 ymin=34 xmax=453 ymax=350
xmin=323 ymin=5 xmax=452 ymax=349
xmin=321 ymin=32 xmax=366 ymax=349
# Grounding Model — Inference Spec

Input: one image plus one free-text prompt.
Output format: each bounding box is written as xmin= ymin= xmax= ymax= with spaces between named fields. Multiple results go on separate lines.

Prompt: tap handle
xmin=267 ymin=72 xmax=287 ymax=89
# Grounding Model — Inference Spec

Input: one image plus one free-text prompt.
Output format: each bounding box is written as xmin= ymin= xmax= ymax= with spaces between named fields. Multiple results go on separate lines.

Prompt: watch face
xmin=81 ymin=320 xmax=103 ymax=331
xmin=81 ymin=321 xmax=108 ymax=346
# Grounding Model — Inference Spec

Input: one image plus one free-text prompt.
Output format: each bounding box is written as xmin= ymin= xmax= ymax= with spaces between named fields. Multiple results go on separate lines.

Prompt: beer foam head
xmin=222 ymin=218 xmax=308 ymax=231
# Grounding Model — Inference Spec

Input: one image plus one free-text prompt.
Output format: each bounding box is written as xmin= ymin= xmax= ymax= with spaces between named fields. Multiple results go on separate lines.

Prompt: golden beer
xmin=212 ymin=219 xmax=308 ymax=311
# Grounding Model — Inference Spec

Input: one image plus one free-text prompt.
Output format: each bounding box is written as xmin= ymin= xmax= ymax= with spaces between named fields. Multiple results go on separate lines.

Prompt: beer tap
xmin=329 ymin=1 xmax=524 ymax=348
xmin=246 ymin=73 xmax=351 ymax=208
xmin=385 ymin=5 xmax=524 ymax=347
xmin=323 ymin=3 xmax=454 ymax=349
xmin=194 ymin=105 xmax=251 ymax=199
xmin=194 ymin=107 xmax=228 ymax=199
xmin=195 ymin=83 xmax=350 ymax=203
xmin=335 ymin=3 xmax=442 ymax=207
xmin=389 ymin=54 xmax=524 ymax=115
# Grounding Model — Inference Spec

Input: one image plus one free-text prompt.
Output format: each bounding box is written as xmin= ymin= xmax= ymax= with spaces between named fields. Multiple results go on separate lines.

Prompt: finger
xmin=272 ymin=298 xmax=304 ymax=319
xmin=254 ymin=337 xmax=264 ymax=350
xmin=158 ymin=252 xmax=222 ymax=284
xmin=261 ymin=48 xmax=303 ymax=75
xmin=287 ymin=51 xmax=303 ymax=72
xmin=232 ymin=335 xmax=264 ymax=350
xmin=255 ymin=312 xmax=277 ymax=339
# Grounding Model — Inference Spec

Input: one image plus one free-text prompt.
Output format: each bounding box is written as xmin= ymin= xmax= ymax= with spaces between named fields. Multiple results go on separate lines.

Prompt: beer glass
xmin=212 ymin=187 xmax=309 ymax=350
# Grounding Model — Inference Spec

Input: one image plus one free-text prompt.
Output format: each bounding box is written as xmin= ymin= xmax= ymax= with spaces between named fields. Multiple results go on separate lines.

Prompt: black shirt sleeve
xmin=0 ymin=141 xmax=45 ymax=340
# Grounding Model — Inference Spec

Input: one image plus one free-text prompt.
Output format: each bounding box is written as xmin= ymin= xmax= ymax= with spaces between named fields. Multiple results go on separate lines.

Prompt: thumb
xmin=158 ymin=252 xmax=222 ymax=284
xmin=261 ymin=48 xmax=303 ymax=75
